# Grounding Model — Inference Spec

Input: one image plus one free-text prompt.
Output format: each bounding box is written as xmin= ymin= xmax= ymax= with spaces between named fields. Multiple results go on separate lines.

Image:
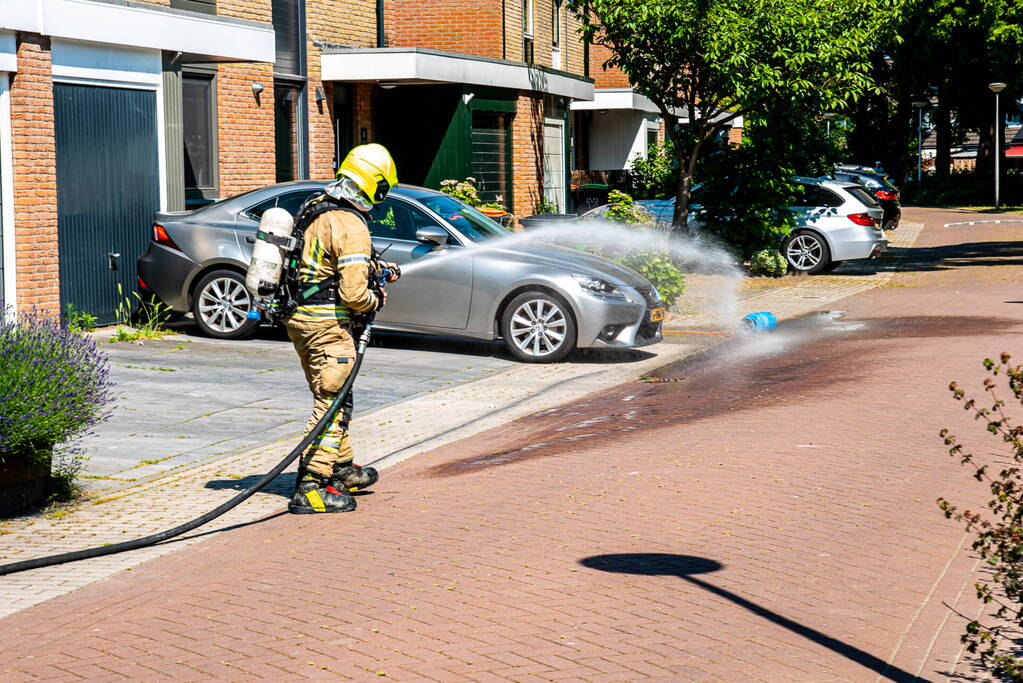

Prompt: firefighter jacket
xmin=291 ymin=209 xmax=378 ymax=323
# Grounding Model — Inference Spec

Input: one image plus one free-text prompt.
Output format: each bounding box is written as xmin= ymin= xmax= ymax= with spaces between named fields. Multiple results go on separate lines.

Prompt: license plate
xmin=650 ymin=307 xmax=666 ymax=322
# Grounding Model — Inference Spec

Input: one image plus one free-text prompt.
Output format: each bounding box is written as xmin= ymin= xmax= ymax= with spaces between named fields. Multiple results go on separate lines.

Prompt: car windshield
xmin=419 ymin=196 xmax=510 ymax=242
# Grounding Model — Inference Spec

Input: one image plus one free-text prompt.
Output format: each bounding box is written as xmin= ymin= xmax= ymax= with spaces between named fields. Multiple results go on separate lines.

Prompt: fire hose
xmin=0 ymin=271 xmax=398 ymax=577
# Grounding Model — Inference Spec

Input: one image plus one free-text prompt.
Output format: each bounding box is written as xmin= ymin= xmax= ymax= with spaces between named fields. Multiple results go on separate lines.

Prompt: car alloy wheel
xmin=192 ymin=269 xmax=259 ymax=339
xmin=783 ymin=230 xmax=831 ymax=274
xmin=501 ymin=291 xmax=577 ymax=363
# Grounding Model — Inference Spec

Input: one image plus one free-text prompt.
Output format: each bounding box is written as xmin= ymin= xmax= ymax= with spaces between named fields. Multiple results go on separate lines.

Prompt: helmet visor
xmin=373 ymin=177 xmax=391 ymax=203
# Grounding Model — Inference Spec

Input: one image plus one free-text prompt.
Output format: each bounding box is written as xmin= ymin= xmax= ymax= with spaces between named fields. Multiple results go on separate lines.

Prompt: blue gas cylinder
xmin=742 ymin=311 xmax=777 ymax=332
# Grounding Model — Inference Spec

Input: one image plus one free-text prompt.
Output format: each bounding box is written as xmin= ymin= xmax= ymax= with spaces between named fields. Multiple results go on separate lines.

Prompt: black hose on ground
xmin=0 ymin=322 xmax=375 ymax=577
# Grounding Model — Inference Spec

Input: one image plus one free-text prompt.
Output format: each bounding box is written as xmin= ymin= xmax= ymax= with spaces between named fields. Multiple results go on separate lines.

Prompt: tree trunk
xmin=935 ymin=97 xmax=951 ymax=178
xmin=977 ymin=119 xmax=994 ymax=178
xmin=672 ymin=164 xmax=692 ymax=233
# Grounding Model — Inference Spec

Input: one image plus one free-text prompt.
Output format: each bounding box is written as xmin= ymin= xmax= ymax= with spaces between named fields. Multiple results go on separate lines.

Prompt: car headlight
xmin=573 ymin=274 xmax=626 ymax=299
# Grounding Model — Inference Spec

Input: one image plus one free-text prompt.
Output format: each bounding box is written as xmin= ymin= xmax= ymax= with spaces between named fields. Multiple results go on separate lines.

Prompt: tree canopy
xmin=571 ymin=0 xmax=901 ymax=228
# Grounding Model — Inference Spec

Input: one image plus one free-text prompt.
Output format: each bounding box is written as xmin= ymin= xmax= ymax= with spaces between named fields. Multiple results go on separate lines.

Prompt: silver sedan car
xmin=138 ymin=182 xmax=665 ymax=362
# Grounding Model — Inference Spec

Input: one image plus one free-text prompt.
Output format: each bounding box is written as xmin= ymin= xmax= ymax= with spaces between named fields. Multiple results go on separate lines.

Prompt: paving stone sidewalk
xmin=0 ymin=221 xmax=922 ymax=622
xmin=1 ymin=208 xmax=1014 ymax=681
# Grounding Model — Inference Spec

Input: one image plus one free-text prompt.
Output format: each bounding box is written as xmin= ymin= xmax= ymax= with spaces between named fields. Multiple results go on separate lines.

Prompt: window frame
xmin=367 ymin=197 xmax=451 ymax=244
xmin=243 ymin=190 xmax=319 ymax=221
xmin=181 ymin=66 xmax=219 ymax=203
xmin=523 ymin=0 xmax=535 ymax=38
xmin=552 ymin=0 xmax=562 ymax=48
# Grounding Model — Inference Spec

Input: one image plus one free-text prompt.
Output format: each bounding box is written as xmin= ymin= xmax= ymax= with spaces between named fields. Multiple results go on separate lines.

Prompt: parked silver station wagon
xmin=138 ymin=183 xmax=665 ymax=362
xmin=635 ymin=177 xmax=887 ymax=274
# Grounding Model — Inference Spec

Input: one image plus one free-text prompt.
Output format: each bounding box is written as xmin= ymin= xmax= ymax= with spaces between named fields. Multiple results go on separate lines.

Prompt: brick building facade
xmin=0 ymin=0 xmax=597 ymax=322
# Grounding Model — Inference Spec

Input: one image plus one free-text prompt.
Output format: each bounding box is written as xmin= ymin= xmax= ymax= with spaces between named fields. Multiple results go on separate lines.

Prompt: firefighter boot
xmin=332 ymin=462 xmax=379 ymax=492
xmin=288 ymin=470 xmax=356 ymax=514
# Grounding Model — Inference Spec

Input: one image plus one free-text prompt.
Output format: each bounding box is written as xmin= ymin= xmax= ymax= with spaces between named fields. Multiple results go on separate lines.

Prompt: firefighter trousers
xmin=286 ymin=317 xmax=358 ymax=478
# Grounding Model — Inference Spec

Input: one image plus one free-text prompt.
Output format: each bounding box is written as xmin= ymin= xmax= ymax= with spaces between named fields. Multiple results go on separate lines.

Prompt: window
xmin=171 ymin=0 xmax=214 ymax=14
xmin=275 ymin=82 xmax=301 ymax=182
xmin=182 ymin=71 xmax=217 ymax=196
xmin=647 ymin=129 xmax=658 ymax=152
xmin=793 ymin=184 xmax=842 ymax=207
xmin=272 ymin=0 xmax=303 ymax=77
xmin=368 ymin=200 xmax=447 ymax=242
xmin=846 ymin=186 xmax=880 ymax=208
xmin=552 ymin=0 xmax=561 ymax=47
xmin=244 ymin=190 xmax=318 ymax=220
xmin=522 ymin=0 xmax=534 ymax=37
xmin=418 ymin=196 xmax=509 ymax=242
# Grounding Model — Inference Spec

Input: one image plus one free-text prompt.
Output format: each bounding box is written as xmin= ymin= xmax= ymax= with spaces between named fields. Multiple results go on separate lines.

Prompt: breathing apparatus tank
xmin=246 ymin=207 xmax=296 ymax=302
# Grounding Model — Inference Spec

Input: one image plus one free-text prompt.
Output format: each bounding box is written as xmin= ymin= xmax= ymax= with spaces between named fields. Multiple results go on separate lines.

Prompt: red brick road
xmin=2 ymin=207 xmax=1021 ymax=681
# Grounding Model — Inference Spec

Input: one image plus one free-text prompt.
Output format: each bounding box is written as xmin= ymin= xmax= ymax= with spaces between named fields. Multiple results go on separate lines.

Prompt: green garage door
xmin=54 ymin=83 xmax=160 ymax=324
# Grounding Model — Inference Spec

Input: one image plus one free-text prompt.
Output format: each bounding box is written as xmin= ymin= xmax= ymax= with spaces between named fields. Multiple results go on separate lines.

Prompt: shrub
xmin=940 ymin=353 xmax=1023 ymax=681
xmin=629 ymin=140 xmax=677 ymax=199
xmin=748 ymin=248 xmax=788 ymax=277
xmin=589 ymin=190 xmax=686 ymax=306
xmin=604 ymin=189 xmax=654 ymax=225
xmin=615 ymin=250 xmax=686 ymax=306
xmin=0 ymin=307 xmax=114 ymax=465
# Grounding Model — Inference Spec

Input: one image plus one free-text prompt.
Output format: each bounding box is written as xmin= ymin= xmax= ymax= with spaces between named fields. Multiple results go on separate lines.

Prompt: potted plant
xmin=0 ymin=307 xmax=114 ymax=515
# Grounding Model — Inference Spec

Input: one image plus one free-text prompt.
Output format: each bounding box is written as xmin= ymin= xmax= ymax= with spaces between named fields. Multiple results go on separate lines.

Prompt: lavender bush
xmin=0 ymin=306 xmax=114 ymax=465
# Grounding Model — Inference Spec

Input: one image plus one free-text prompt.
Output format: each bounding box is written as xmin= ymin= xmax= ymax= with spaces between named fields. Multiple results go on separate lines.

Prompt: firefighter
xmin=287 ymin=143 xmax=399 ymax=514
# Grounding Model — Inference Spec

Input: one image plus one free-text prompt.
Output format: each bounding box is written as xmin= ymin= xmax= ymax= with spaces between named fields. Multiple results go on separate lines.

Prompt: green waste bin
xmin=571 ymin=183 xmax=611 ymax=213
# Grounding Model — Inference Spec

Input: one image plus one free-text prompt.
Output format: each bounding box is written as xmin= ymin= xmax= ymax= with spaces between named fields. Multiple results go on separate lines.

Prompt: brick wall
xmin=307 ymin=0 xmax=376 ymax=178
xmin=385 ymin=0 xmax=504 ymax=59
xmin=10 ymin=34 xmax=59 ymax=314
xmin=588 ymin=42 xmax=630 ymax=89
xmin=216 ymin=0 xmax=270 ymax=21
xmin=511 ymin=92 xmax=543 ymax=216
xmin=385 ymin=0 xmax=587 ymax=77
xmin=215 ymin=62 xmax=276 ymax=196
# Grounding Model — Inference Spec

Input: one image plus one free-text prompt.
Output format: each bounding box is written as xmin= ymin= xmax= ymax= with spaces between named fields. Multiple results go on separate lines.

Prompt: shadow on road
xmin=835 ymin=240 xmax=1023 ymax=278
xmin=579 ymin=553 xmax=928 ymax=683
xmin=205 ymin=472 xmax=296 ymax=499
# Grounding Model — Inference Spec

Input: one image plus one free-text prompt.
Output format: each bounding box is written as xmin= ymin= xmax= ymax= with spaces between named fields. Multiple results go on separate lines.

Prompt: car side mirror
xmin=416 ymin=225 xmax=450 ymax=247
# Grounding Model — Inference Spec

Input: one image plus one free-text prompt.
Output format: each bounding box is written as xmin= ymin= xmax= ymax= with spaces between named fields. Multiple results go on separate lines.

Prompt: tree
xmin=697 ymin=97 xmax=843 ymax=257
xmin=846 ymin=0 xmax=1023 ymax=182
xmin=570 ymin=0 xmax=898 ymax=229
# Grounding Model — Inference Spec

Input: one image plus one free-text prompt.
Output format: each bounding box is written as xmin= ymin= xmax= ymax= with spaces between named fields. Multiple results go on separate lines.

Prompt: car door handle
xmin=245 ymin=235 xmax=256 ymax=243
xmin=108 ymin=252 xmax=121 ymax=271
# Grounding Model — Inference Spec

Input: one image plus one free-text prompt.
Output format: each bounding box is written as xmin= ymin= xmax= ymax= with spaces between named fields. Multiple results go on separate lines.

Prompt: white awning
xmin=322 ymin=48 xmax=594 ymax=101
xmin=0 ymin=0 xmax=274 ymax=63
xmin=570 ymin=88 xmax=661 ymax=114
xmin=571 ymin=88 xmax=743 ymax=127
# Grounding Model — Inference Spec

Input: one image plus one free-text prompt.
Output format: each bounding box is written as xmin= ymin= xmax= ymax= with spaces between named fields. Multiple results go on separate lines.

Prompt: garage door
xmin=54 ymin=83 xmax=160 ymax=324
xmin=543 ymin=119 xmax=566 ymax=212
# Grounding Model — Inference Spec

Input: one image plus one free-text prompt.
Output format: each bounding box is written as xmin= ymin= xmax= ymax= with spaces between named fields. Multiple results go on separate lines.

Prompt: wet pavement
xmin=430 ymin=312 xmax=1023 ymax=477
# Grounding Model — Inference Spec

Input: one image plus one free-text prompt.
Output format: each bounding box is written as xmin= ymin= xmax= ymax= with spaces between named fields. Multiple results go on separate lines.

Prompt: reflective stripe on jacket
xmin=292 ymin=209 xmax=378 ymax=323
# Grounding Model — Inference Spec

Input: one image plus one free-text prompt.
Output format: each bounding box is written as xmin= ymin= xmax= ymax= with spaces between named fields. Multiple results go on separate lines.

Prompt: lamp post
xmin=912 ymin=100 xmax=928 ymax=183
xmin=989 ymin=82 xmax=1007 ymax=209
xmin=822 ymin=112 xmax=835 ymax=137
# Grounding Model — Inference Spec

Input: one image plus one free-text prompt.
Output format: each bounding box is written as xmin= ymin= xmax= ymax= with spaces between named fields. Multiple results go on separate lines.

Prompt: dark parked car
xmin=832 ymin=166 xmax=901 ymax=230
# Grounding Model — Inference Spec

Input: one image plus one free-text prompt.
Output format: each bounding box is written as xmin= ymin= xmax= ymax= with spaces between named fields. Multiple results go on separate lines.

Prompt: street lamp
xmin=912 ymin=100 xmax=928 ymax=183
xmin=989 ymin=82 xmax=1007 ymax=209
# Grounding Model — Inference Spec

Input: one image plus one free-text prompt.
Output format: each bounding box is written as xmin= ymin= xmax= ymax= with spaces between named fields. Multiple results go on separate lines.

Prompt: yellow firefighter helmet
xmin=337 ymin=143 xmax=398 ymax=205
